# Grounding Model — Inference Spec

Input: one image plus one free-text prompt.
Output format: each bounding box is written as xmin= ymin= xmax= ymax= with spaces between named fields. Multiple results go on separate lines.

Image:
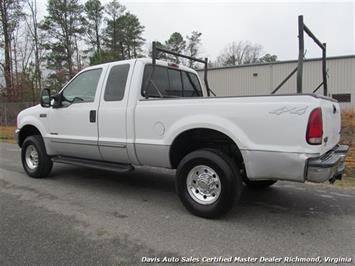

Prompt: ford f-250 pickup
xmin=15 ymin=41 xmax=349 ymax=218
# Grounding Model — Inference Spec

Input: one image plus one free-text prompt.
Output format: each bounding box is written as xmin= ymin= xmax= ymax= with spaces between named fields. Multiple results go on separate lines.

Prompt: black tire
xmin=244 ymin=179 xmax=277 ymax=189
xmin=176 ymin=149 xmax=242 ymax=218
xmin=21 ymin=135 xmax=53 ymax=178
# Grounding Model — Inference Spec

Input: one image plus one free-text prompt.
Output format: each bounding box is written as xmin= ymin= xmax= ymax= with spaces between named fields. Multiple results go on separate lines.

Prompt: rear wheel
xmin=21 ymin=135 xmax=53 ymax=178
xmin=176 ymin=149 xmax=242 ymax=218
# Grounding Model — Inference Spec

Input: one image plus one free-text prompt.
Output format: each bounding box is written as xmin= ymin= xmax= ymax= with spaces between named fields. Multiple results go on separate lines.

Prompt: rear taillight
xmin=306 ymin=107 xmax=323 ymax=145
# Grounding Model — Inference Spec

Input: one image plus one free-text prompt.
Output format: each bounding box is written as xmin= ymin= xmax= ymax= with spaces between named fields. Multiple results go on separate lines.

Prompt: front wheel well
xmin=18 ymin=125 xmax=42 ymax=147
xmin=169 ymin=128 xmax=246 ymax=176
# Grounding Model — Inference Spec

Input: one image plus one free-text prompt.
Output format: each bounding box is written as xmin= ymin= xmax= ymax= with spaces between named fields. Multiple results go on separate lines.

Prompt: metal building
xmin=198 ymin=55 xmax=355 ymax=108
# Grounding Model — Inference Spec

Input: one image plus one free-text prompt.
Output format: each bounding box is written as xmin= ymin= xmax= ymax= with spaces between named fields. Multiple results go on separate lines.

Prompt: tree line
xmin=0 ymin=0 xmax=277 ymax=103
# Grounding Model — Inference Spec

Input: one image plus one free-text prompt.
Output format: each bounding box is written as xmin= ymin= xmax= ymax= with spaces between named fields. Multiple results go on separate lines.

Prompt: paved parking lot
xmin=0 ymin=143 xmax=354 ymax=265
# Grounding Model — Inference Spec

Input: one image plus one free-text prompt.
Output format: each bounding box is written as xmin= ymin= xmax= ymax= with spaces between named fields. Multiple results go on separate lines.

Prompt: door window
xmin=104 ymin=64 xmax=130 ymax=101
xmin=63 ymin=68 xmax=102 ymax=103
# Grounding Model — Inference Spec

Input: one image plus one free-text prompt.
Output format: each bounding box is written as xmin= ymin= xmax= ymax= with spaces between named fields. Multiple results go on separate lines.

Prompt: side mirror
xmin=40 ymin=88 xmax=51 ymax=108
xmin=51 ymin=93 xmax=63 ymax=108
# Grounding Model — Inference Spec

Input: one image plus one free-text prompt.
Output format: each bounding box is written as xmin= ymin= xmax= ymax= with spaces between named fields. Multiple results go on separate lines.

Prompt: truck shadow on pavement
xmin=49 ymin=164 xmax=355 ymax=221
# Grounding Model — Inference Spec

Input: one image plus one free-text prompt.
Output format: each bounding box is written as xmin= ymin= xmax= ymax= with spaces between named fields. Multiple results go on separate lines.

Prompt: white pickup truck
xmin=15 ymin=53 xmax=348 ymax=218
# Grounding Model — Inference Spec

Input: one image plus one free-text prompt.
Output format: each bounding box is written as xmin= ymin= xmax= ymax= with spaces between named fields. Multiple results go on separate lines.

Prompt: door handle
xmin=89 ymin=110 xmax=96 ymax=123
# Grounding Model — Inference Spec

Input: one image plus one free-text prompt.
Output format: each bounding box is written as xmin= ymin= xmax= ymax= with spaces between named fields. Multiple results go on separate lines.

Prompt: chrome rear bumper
xmin=306 ymin=145 xmax=349 ymax=183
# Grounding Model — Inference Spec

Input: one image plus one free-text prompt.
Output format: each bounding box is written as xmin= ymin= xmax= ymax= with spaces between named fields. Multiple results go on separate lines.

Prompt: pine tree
xmin=165 ymin=32 xmax=186 ymax=64
xmin=116 ymin=12 xmax=145 ymax=59
xmin=103 ymin=1 xmax=145 ymax=61
xmin=40 ymin=0 xmax=85 ymax=82
xmin=84 ymin=0 xmax=104 ymax=54
xmin=103 ymin=0 xmax=125 ymax=59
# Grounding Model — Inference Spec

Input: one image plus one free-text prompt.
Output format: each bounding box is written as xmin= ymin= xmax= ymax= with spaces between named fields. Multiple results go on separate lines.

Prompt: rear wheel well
xmin=19 ymin=125 xmax=41 ymax=147
xmin=170 ymin=128 xmax=245 ymax=175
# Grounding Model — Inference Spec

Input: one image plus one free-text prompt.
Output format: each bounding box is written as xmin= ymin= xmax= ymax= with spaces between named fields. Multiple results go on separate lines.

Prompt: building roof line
xmin=197 ymin=54 xmax=355 ymax=71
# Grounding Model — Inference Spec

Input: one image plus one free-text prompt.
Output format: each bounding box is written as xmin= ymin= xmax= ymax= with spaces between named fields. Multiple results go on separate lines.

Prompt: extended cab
xmin=16 ymin=46 xmax=349 ymax=217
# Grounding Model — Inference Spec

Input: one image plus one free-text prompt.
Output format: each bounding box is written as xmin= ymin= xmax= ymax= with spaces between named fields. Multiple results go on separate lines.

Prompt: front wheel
xmin=21 ymin=135 xmax=53 ymax=178
xmin=176 ymin=149 xmax=242 ymax=218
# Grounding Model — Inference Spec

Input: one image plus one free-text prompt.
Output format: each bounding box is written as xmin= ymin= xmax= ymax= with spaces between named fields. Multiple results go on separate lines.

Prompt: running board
xmin=52 ymin=156 xmax=134 ymax=173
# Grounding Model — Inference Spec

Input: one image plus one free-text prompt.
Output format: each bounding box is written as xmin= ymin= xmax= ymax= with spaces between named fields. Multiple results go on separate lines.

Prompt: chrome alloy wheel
xmin=186 ymin=165 xmax=221 ymax=205
xmin=25 ymin=144 xmax=39 ymax=170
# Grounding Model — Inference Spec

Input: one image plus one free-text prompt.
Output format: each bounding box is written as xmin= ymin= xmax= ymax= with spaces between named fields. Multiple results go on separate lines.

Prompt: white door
xmin=98 ymin=62 xmax=133 ymax=163
xmin=48 ymin=67 xmax=105 ymax=160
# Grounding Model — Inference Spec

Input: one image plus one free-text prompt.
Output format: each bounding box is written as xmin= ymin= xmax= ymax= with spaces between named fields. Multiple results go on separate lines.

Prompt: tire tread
xmin=21 ymin=135 xmax=52 ymax=178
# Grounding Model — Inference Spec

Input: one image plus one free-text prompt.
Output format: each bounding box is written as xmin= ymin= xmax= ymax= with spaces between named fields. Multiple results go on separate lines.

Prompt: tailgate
xmin=319 ymin=99 xmax=341 ymax=154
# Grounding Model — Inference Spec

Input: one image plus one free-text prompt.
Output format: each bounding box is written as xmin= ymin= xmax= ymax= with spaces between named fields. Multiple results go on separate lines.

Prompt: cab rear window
xmin=142 ymin=65 xmax=203 ymax=98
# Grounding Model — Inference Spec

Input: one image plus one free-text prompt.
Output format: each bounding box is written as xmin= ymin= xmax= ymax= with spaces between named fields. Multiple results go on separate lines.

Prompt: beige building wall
xmin=198 ymin=56 xmax=355 ymax=108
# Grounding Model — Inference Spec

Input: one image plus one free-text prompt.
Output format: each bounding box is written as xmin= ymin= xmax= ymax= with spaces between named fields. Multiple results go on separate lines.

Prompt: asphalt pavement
xmin=0 ymin=143 xmax=354 ymax=265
